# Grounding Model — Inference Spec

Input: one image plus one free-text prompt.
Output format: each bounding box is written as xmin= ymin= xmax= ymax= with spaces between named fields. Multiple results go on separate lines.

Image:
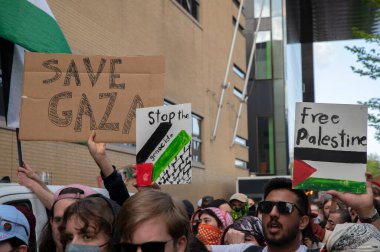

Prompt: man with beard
xmin=244 ymin=177 xmax=318 ymax=252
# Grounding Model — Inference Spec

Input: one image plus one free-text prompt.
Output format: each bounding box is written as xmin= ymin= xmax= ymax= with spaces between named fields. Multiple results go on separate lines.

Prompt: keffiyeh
xmin=326 ymin=223 xmax=380 ymax=251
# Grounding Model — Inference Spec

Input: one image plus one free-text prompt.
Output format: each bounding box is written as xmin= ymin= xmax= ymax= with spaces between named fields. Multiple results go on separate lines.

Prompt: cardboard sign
xmin=293 ymin=102 xmax=368 ymax=193
xmin=136 ymin=103 xmax=192 ymax=184
xmin=19 ymin=52 xmax=164 ymax=143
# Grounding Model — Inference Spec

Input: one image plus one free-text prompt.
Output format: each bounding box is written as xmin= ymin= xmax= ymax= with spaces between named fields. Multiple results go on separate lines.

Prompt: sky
xmin=314 ymin=39 xmax=380 ymax=156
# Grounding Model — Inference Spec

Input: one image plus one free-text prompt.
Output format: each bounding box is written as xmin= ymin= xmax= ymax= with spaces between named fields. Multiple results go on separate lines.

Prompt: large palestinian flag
xmin=293 ymin=102 xmax=367 ymax=193
xmin=0 ymin=0 xmax=71 ymax=128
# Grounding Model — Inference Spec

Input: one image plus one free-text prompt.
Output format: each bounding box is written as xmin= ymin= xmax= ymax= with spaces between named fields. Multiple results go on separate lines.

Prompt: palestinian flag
xmin=293 ymin=147 xmax=367 ymax=193
xmin=0 ymin=0 xmax=71 ymax=128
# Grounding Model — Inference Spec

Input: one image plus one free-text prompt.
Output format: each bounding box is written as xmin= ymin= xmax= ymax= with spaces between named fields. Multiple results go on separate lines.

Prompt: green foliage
xmin=345 ymin=28 xmax=380 ymax=80
xmin=346 ymin=0 xmax=380 ymax=142
xmin=367 ymin=153 xmax=380 ymax=177
xmin=359 ymin=99 xmax=380 ymax=141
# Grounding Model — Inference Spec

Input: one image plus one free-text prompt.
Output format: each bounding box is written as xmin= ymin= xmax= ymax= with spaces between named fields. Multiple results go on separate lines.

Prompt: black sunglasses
xmin=258 ymin=201 xmax=304 ymax=215
xmin=113 ymin=240 xmax=172 ymax=252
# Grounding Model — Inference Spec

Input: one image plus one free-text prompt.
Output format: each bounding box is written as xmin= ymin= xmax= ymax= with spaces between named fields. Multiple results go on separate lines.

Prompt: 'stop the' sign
xmin=19 ymin=52 xmax=164 ymax=143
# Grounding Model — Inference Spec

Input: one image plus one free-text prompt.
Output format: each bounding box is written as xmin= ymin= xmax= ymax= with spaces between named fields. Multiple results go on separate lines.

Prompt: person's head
xmin=181 ymin=200 xmax=194 ymax=220
xmin=310 ymin=203 xmax=319 ymax=216
xmin=258 ymin=178 xmax=309 ymax=250
xmin=321 ymin=194 xmax=332 ymax=220
xmin=185 ymin=235 xmax=208 ymax=252
xmin=207 ymin=199 xmax=232 ymax=214
xmin=201 ymin=196 xmax=214 ymax=208
xmin=326 ymin=223 xmax=380 ymax=251
xmin=325 ymin=208 xmax=351 ymax=231
xmin=0 ymin=205 xmax=30 ymax=252
xmin=14 ymin=205 xmax=36 ymax=251
xmin=348 ymin=207 xmax=359 ymax=223
xmin=190 ymin=208 xmax=203 ymax=235
xmin=198 ymin=207 xmax=232 ymax=230
xmin=196 ymin=207 xmax=233 ymax=245
xmin=59 ymin=196 xmax=117 ymax=252
xmin=248 ymin=198 xmax=255 ymax=207
xmin=114 ymin=190 xmax=188 ymax=252
xmin=229 ymin=193 xmax=249 ymax=221
xmin=221 ymin=216 xmax=265 ymax=246
xmin=229 ymin=193 xmax=248 ymax=210
xmin=40 ymin=184 xmax=97 ymax=252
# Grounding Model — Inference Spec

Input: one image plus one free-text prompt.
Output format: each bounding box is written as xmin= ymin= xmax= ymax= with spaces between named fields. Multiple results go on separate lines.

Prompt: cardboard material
xmin=19 ymin=52 xmax=164 ymax=142
xmin=293 ymin=102 xmax=367 ymax=193
xmin=136 ymin=103 xmax=192 ymax=184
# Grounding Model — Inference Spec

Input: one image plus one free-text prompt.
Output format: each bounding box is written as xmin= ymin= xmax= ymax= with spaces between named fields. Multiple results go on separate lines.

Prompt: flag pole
xmin=16 ymin=128 xmax=24 ymax=167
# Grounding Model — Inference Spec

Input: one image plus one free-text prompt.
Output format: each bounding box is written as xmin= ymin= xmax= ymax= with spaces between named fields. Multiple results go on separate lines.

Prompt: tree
xmin=367 ymin=153 xmax=380 ymax=177
xmin=345 ymin=0 xmax=380 ymax=140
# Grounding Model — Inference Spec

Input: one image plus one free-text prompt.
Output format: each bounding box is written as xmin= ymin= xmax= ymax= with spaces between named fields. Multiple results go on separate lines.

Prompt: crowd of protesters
xmin=1 ymin=131 xmax=380 ymax=251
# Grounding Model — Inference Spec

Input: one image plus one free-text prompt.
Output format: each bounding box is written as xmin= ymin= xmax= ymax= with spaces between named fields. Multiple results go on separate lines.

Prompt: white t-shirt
xmin=211 ymin=243 xmax=253 ymax=252
xmin=211 ymin=244 xmax=310 ymax=252
xmin=261 ymin=245 xmax=308 ymax=252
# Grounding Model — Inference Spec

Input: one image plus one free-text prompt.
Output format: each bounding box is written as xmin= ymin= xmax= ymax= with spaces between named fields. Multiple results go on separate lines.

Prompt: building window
xmin=234 ymin=135 xmax=247 ymax=146
xmin=175 ymin=0 xmax=200 ymax=20
xmin=232 ymin=16 xmax=245 ymax=35
xmin=255 ymin=31 xmax=272 ymax=80
xmin=233 ymin=87 xmax=245 ymax=100
xmin=257 ymin=116 xmax=274 ymax=174
xmin=233 ymin=64 xmax=246 ymax=79
xmin=164 ymin=99 xmax=174 ymax=106
xmin=166 ymin=100 xmax=202 ymax=163
xmin=192 ymin=113 xmax=202 ymax=162
xmin=254 ymin=0 xmax=270 ymax=18
xmin=232 ymin=0 xmax=241 ymax=8
xmin=235 ymin=159 xmax=247 ymax=169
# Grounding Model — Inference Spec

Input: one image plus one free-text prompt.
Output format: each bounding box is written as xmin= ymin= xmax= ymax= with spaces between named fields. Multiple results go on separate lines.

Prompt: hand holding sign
xmin=327 ymin=173 xmax=380 ymax=231
xmin=87 ymin=130 xmax=114 ymax=177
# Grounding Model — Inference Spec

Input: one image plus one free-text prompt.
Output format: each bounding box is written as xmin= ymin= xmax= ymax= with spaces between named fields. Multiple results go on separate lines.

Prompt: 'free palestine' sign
xmin=293 ymin=102 xmax=367 ymax=193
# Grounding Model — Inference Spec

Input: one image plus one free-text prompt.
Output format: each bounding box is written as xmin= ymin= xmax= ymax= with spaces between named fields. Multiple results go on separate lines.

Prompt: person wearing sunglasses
xmin=113 ymin=190 xmax=188 ymax=252
xmin=244 ymin=177 xmax=319 ymax=252
xmin=0 ymin=205 xmax=30 ymax=252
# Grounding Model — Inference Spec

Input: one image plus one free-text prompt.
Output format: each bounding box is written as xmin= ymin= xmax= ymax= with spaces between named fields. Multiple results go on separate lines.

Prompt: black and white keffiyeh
xmin=327 ymin=223 xmax=380 ymax=251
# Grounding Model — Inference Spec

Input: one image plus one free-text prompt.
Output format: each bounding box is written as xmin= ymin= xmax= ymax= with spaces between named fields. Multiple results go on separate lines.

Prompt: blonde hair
xmin=115 ymin=190 xmax=189 ymax=242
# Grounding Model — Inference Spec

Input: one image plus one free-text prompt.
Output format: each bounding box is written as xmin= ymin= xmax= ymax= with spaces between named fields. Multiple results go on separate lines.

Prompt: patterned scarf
xmin=196 ymin=223 xmax=223 ymax=245
xmin=231 ymin=202 xmax=249 ymax=221
xmin=326 ymin=223 xmax=380 ymax=251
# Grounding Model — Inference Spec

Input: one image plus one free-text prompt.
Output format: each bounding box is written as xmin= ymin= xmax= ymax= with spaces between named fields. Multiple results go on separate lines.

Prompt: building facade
xmin=0 ymin=0 xmax=250 ymax=202
xmin=247 ymin=0 xmax=380 ymax=176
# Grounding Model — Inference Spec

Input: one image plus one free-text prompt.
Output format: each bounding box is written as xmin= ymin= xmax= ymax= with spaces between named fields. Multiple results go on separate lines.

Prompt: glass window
xmin=234 ymin=135 xmax=247 ymax=146
xmin=164 ymin=99 xmax=174 ymax=106
xmin=255 ymin=31 xmax=272 ymax=80
xmin=232 ymin=16 xmax=245 ymax=35
xmin=233 ymin=64 xmax=246 ymax=79
xmin=233 ymin=87 xmax=246 ymax=101
xmin=257 ymin=116 xmax=274 ymax=174
xmin=192 ymin=114 xmax=202 ymax=162
xmin=175 ymin=0 xmax=200 ymax=20
xmin=233 ymin=0 xmax=241 ymax=8
xmin=235 ymin=159 xmax=247 ymax=168
xmin=254 ymin=0 xmax=270 ymax=18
